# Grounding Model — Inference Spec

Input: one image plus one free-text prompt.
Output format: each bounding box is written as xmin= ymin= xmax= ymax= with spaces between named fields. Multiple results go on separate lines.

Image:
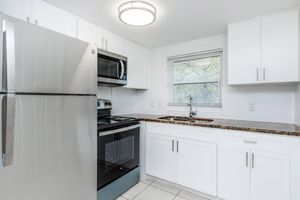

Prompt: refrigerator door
xmin=2 ymin=14 xmax=97 ymax=95
xmin=0 ymin=95 xmax=97 ymax=200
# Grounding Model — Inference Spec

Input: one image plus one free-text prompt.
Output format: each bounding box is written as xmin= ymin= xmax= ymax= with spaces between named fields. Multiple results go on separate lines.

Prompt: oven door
xmin=97 ymin=124 xmax=140 ymax=190
xmin=97 ymin=50 xmax=127 ymax=86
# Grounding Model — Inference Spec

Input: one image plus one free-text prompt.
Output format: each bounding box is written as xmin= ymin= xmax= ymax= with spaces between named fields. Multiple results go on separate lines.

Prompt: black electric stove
xmin=97 ymin=99 xmax=140 ymax=198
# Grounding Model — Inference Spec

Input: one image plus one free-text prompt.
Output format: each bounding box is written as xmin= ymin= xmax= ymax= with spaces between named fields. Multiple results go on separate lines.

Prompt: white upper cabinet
xmin=124 ymin=40 xmax=149 ymax=89
xmin=102 ymin=30 xmax=124 ymax=55
xmin=0 ymin=0 xmax=77 ymax=38
xmin=228 ymin=9 xmax=300 ymax=85
xmin=0 ymin=0 xmax=32 ymax=22
xmin=261 ymin=10 xmax=299 ymax=83
xmin=1 ymin=0 xmax=149 ymax=89
xmin=228 ymin=18 xmax=261 ymax=84
xmin=31 ymin=0 xmax=77 ymax=38
xmin=77 ymin=19 xmax=104 ymax=48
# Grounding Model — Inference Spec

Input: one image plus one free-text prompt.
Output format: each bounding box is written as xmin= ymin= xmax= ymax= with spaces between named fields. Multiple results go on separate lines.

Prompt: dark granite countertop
xmin=124 ymin=113 xmax=300 ymax=137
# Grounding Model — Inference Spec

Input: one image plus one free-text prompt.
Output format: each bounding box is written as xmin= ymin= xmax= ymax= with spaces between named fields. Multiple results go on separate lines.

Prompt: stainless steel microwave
xmin=97 ymin=49 xmax=127 ymax=86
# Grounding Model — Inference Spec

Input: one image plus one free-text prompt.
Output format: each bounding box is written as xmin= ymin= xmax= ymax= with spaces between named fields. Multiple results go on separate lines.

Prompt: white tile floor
xmin=117 ymin=179 xmax=211 ymax=200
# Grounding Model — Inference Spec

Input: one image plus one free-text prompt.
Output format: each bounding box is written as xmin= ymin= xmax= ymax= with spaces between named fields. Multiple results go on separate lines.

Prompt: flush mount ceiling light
xmin=118 ymin=1 xmax=157 ymax=26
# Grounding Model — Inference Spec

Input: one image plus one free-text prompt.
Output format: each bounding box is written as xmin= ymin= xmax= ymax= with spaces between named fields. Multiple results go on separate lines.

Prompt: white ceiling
xmin=45 ymin=0 xmax=300 ymax=48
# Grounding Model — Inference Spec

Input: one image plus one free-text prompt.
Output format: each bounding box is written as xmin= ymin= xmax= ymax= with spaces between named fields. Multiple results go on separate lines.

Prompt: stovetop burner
xmin=97 ymin=99 xmax=139 ymax=132
xmin=98 ymin=116 xmax=138 ymax=132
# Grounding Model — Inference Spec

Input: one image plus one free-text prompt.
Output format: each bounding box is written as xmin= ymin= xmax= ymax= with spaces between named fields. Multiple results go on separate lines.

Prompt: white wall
xmin=136 ymin=34 xmax=296 ymax=123
xmin=295 ymin=84 xmax=300 ymax=125
xmin=97 ymin=86 xmax=139 ymax=115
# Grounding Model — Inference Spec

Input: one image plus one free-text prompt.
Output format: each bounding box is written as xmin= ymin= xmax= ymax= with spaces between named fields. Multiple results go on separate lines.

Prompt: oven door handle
xmin=98 ymin=124 xmax=140 ymax=137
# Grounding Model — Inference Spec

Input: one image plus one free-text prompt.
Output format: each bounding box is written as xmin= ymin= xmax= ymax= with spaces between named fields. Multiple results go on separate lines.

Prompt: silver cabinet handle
xmin=246 ymin=152 xmax=249 ymax=167
xmin=2 ymin=19 xmax=16 ymax=92
xmin=1 ymin=94 xmax=16 ymax=167
xmin=252 ymin=153 xmax=255 ymax=169
xmin=243 ymin=140 xmax=257 ymax=145
xmin=263 ymin=68 xmax=266 ymax=81
xmin=256 ymin=68 xmax=259 ymax=82
xmin=105 ymin=39 xmax=108 ymax=50
xmin=176 ymin=141 xmax=179 ymax=152
xmin=172 ymin=140 xmax=174 ymax=152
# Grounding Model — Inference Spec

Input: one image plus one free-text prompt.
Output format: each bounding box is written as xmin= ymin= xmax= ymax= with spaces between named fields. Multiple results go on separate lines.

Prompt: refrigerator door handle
xmin=1 ymin=94 xmax=16 ymax=167
xmin=0 ymin=15 xmax=4 ymax=91
xmin=2 ymin=19 xmax=16 ymax=92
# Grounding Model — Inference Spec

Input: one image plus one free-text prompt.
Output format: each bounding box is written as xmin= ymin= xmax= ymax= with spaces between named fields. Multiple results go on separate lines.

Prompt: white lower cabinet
xmin=218 ymin=140 xmax=290 ymax=200
xmin=146 ymin=133 xmax=176 ymax=182
xmin=144 ymin=122 xmax=293 ymax=200
xmin=145 ymin=123 xmax=217 ymax=197
xmin=218 ymin=144 xmax=250 ymax=200
xmin=250 ymin=150 xmax=290 ymax=200
xmin=176 ymin=138 xmax=217 ymax=195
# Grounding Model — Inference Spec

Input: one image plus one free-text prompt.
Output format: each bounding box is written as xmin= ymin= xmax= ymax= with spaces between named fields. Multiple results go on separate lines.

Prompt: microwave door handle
xmin=119 ymin=60 xmax=125 ymax=79
xmin=116 ymin=61 xmax=120 ymax=78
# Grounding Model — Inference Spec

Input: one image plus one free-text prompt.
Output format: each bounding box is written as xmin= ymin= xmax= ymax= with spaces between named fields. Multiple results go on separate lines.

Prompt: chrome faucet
xmin=188 ymin=95 xmax=197 ymax=117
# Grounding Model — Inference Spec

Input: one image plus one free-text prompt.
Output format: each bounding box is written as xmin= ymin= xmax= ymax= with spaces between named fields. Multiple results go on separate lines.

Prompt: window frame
xmin=168 ymin=50 xmax=223 ymax=107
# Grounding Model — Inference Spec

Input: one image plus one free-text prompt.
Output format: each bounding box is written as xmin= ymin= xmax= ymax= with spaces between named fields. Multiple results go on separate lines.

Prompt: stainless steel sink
xmin=158 ymin=116 xmax=214 ymax=123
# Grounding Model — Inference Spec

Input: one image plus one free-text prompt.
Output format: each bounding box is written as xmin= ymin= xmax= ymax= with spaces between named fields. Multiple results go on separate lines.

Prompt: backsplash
xmin=97 ymin=86 xmax=139 ymax=115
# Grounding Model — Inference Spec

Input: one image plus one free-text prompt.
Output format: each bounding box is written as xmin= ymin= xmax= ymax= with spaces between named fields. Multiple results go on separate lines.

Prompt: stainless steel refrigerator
xmin=0 ymin=13 xmax=97 ymax=200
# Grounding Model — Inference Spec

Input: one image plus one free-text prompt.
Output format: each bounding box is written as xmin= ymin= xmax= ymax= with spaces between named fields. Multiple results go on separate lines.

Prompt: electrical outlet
xmin=248 ymin=103 xmax=255 ymax=112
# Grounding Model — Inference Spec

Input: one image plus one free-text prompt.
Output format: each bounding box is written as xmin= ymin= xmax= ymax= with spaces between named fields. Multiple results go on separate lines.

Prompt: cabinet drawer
xmin=219 ymin=133 xmax=290 ymax=154
xmin=146 ymin=122 xmax=217 ymax=143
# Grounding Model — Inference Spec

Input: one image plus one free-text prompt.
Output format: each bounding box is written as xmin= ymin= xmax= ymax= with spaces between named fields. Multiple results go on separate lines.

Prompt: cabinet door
xmin=228 ymin=18 xmax=261 ymax=84
xmin=124 ymin=40 xmax=148 ymax=89
xmin=31 ymin=0 xmax=77 ymax=38
xmin=0 ymin=0 xmax=31 ymax=22
xmin=103 ymin=30 xmax=124 ymax=55
xmin=77 ymin=19 xmax=104 ymax=48
xmin=261 ymin=10 xmax=299 ymax=83
xmin=250 ymin=150 xmax=290 ymax=200
xmin=218 ymin=144 xmax=250 ymax=200
xmin=145 ymin=133 xmax=176 ymax=182
xmin=176 ymin=138 xmax=217 ymax=196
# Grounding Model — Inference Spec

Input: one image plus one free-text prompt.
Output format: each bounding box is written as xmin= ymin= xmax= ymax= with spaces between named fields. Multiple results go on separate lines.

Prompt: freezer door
xmin=2 ymin=14 xmax=97 ymax=94
xmin=1 ymin=14 xmax=16 ymax=92
xmin=0 ymin=95 xmax=97 ymax=200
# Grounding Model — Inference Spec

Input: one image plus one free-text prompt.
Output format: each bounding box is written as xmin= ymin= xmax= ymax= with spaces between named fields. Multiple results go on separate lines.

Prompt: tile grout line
xmin=129 ymin=182 xmax=152 ymax=200
xmin=120 ymin=180 xmax=154 ymax=199
xmin=149 ymin=184 xmax=182 ymax=198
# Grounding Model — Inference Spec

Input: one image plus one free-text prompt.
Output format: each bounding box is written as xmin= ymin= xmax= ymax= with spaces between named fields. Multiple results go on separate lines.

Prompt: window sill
xmin=168 ymin=103 xmax=222 ymax=108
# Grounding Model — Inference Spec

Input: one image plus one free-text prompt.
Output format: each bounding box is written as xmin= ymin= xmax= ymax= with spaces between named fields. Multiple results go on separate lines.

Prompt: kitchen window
xmin=169 ymin=50 xmax=222 ymax=107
